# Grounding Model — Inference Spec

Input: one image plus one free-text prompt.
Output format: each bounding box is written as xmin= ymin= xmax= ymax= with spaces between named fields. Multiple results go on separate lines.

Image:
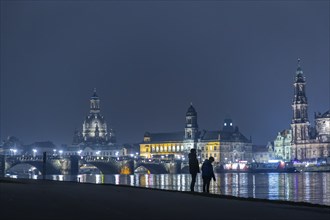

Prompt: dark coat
xmin=188 ymin=152 xmax=200 ymax=174
xmin=201 ymin=159 xmax=215 ymax=180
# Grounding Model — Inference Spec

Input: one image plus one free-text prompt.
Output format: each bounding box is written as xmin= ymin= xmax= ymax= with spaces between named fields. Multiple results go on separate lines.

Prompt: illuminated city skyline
xmin=1 ymin=1 xmax=329 ymax=145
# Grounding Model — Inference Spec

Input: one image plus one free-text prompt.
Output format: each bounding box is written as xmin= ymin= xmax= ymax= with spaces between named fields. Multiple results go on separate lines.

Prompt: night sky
xmin=1 ymin=1 xmax=329 ymax=146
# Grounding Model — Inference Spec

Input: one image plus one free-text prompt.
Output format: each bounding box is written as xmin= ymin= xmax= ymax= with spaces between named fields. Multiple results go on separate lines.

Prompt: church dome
xmin=84 ymin=114 xmax=106 ymax=127
xmin=84 ymin=114 xmax=106 ymax=125
xmin=186 ymin=104 xmax=197 ymax=116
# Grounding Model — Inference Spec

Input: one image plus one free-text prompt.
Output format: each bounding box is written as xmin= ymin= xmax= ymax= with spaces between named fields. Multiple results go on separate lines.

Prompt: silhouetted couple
xmin=188 ymin=148 xmax=216 ymax=193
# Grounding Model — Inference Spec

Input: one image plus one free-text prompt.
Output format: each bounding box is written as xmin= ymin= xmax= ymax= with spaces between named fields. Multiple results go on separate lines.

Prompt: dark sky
xmin=1 ymin=1 xmax=329 ymax=146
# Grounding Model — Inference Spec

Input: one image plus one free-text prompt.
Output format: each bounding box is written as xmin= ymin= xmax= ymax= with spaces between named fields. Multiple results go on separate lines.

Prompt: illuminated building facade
xmin=140 ymin=104 xmax=198 ymax=161
xmin=216 ymin=119 xmax=253 ymax=163
xmin=140 ymin=131 xmax=185 ymax=160
xmin=290 ymin=60 xmax=330 ymax=160
xmin=274 ymin=129 xmax=292 ymax=161
xmin=140 ymin=105 xmax=253 ymax=164
xmin=252 ymin=143 xmax=274 ymax=163
xmin=197 ymin=118 xmax=253 ymax=164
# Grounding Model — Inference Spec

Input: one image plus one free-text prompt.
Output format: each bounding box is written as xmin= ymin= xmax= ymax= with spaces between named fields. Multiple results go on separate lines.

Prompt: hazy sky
xmin=1 ymin=0 xmax=329 ymax=146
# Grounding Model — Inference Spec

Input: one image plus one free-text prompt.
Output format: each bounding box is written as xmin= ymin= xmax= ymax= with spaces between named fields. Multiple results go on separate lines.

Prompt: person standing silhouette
xmin=188 ymin=148 xmax=200 ymax=192
xmin=201 ymin=156 xmax=216 ymax=193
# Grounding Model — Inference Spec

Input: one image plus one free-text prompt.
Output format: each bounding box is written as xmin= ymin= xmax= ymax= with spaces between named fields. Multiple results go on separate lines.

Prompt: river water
xmin=7 ymin=172 xmax=330 ymax=206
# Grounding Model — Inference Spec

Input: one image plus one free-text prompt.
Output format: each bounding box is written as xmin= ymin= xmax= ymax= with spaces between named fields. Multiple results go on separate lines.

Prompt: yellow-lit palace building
xmin=140 ymin=105 xmax=253 ymax=164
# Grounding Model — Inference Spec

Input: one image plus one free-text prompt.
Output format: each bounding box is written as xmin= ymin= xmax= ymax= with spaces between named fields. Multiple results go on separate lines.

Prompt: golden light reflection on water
xmin=10 ymin=172 xmax=330 ymax=206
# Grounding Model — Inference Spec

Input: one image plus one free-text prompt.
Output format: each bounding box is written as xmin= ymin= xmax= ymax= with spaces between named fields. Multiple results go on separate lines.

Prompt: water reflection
xmin=7 ymin=172 xmax=330 ymax=206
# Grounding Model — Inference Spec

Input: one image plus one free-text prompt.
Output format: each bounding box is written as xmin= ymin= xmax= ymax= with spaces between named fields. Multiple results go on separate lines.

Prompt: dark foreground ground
xmin=0 ymin=178 xmax=329 ymax=220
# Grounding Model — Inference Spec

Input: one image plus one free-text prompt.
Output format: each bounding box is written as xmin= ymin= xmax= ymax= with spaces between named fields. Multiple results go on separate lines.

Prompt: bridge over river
xmin=0 ymin=155 xmax=188 ymax=176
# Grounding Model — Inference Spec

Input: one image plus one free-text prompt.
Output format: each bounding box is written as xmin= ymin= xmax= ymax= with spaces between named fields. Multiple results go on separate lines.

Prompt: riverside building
xmin=139 ymin=104 xmax=252 ymax=164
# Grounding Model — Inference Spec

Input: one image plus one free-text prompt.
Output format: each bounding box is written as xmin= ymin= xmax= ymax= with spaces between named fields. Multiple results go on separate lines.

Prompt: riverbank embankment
xmin=0 ymin=178 xmax=329 ymax=220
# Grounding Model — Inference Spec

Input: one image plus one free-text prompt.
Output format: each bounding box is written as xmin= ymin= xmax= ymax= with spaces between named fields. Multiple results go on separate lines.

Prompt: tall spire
xmin=295 ymin=58 xmax=305 ymax=83
xmin=292 ymin=58 xmax=308 ymax=110
xmin=291 ymin=59 xmax=309 ymax=144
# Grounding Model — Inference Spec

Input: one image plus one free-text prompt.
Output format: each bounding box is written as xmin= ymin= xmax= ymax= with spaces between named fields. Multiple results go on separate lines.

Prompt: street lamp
xmin=32 ymin=149 xmax=37 ymax=157
xmin=13 ymin=149 xmax=17 ymax=155
xmin=53 ymin=149 xmax=57 ymax=156
xmin=59 ymin=150 xmax=63 ymax=156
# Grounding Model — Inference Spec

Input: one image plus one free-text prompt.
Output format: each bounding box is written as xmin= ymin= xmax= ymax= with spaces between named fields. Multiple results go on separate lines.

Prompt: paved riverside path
xmin=0 ymin=178 xmax=329 ymax=220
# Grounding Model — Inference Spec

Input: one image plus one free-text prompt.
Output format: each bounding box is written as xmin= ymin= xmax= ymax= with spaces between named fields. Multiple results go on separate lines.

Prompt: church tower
xmin=183 ymin=103 xmax=199 ymax=153
xmin=291 ymin=59 xmax=310 ymax=159
xmin=184 ymin=104 xmax=199 ymax=141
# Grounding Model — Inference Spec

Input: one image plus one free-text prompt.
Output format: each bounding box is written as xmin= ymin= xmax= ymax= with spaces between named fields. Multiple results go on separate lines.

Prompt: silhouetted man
xmin=201 ymin=156 xmax=216 ymax=193
xmin=188 ymin=148 xmax=200 ymax=192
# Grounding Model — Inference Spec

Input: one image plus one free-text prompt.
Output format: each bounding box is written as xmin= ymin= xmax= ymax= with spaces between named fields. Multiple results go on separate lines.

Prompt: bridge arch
xmin=134 ymin=163 xmax=168 ymax=174
xmin=6 ymin=163 xmax=41 ymax=175
xmin=134 ymin=165 xmax=151 ymax=174
xmin=83 ymin=162 xmax=119 ymax=174
xmin=79 ymin=158 xmax=120 ymax=174
xmin=7 ymin=161 xmax=61 ymax=175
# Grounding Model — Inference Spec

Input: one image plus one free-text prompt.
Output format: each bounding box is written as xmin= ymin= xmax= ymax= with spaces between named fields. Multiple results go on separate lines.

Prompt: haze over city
xmin=1 ymin=1 xmax=329 ymax=146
